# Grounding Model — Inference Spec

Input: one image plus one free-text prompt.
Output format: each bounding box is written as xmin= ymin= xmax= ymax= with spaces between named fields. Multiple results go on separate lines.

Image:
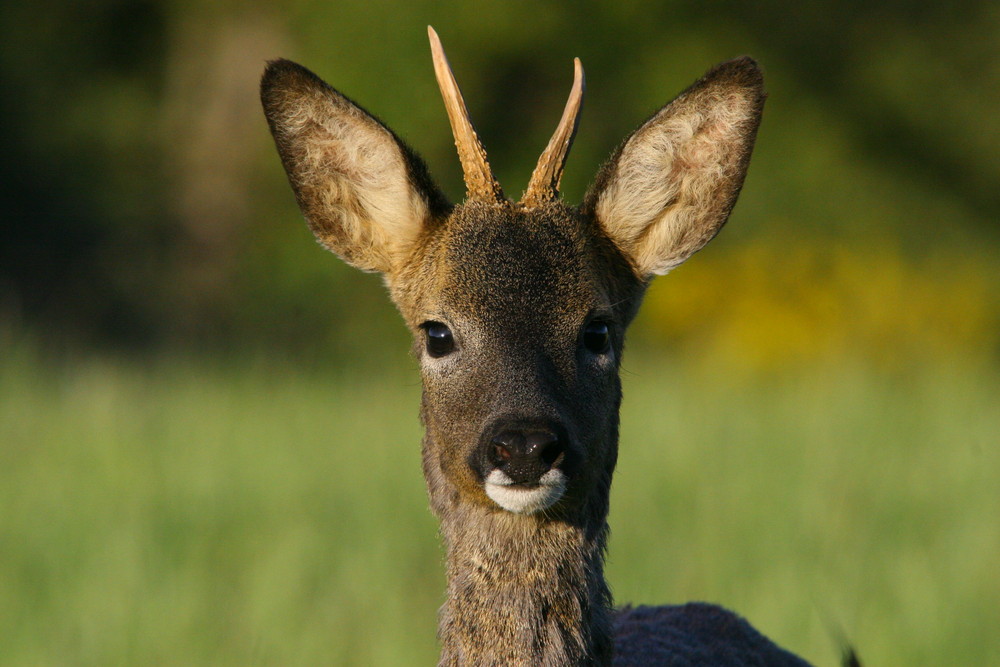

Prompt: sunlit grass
xmin=1 ymin=346 xmax=997 ymax=665
xmin=611 ymin=357 xmax=1000 ymax=664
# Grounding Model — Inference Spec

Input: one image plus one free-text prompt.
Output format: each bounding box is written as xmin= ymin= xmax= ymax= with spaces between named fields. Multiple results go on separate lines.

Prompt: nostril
xmin=539 ymin=440 xmax=564 ymax=469
xmin=494 ymin=443 xmax=512 ymax=462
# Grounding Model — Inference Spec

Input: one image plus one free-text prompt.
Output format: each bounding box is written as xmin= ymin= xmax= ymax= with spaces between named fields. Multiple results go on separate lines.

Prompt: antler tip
xmin=427 ymin=25 xmax=503 ymax=202
xmin=521 ymin=55 xmax=586 ymax=206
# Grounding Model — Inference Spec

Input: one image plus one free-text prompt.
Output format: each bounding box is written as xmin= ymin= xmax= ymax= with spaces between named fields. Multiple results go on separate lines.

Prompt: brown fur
xmin=261 ymin=37 xmax=811 ymax=666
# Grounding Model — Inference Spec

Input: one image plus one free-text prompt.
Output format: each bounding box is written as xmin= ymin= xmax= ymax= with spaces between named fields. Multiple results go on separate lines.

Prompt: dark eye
xmin=582 ymin=320 xmax=611 ymax=355
xmin=423 ymin=321 xmax=455 ymax=357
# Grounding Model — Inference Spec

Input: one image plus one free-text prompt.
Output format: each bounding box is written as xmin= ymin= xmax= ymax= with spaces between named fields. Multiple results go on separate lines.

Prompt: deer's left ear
xmin=584 ymin=57 xmax=765 ymax=278
xmin=262 ymin=59 xmax=449 ymax=274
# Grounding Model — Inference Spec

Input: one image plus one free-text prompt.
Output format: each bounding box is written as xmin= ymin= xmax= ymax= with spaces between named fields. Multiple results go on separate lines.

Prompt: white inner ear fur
xmin=596 ymin=89 xmax=754 ymax=277
xmin=285 ymin=93 xmax=429 ymax=272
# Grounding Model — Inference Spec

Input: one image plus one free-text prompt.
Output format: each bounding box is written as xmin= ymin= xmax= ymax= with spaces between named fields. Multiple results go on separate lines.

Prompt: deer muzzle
xmin=474 ymin=418 xmax=572 ymax=514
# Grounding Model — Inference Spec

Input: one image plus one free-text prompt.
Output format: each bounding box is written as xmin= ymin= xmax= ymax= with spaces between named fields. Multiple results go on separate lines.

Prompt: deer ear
xmin=261 ymin=59 xmax=448 ymax=274
xmin=584 ymin=57 xmax=765 ymax=278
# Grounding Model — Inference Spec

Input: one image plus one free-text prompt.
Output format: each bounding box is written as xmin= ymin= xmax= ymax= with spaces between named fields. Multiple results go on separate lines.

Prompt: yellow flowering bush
xmin=635 ymin=240 xmax=998 ymax=373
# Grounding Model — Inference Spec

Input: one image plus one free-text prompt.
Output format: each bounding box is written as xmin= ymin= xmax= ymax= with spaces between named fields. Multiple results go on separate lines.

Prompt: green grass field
xmin=1 ymin=345 xmax=997 ymax=665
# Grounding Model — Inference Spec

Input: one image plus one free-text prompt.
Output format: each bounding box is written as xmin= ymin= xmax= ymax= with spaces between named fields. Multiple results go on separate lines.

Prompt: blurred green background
xmin=1 ymin=1 xmax=998 ymax=665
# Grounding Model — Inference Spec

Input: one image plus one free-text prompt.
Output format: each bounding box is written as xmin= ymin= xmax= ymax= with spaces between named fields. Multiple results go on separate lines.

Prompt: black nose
xmin=488 ymin=427 xmax=566 ymax=485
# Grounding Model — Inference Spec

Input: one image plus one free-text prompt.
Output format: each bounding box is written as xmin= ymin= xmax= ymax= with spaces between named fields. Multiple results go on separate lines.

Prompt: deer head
xmin=262 ymin=27 xmax=764 ymax=664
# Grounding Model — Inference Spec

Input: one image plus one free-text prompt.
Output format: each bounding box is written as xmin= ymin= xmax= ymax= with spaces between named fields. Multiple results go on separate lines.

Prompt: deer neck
xmin=430 ymin=467 xmax=614 ymax=666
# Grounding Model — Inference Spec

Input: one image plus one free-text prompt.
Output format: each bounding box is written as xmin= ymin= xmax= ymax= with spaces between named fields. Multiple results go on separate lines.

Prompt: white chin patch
xmin=484 ymin=469 xmax=567 ymax=514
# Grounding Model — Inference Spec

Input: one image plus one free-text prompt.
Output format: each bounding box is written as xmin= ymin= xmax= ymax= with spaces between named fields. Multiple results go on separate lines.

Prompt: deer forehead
xmin=402 ymin=202 xmax=614 ymax=331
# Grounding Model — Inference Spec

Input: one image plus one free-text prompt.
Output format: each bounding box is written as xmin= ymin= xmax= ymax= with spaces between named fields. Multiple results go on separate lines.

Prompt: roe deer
xmin=261 ymin=26 xmax=812 ymax=666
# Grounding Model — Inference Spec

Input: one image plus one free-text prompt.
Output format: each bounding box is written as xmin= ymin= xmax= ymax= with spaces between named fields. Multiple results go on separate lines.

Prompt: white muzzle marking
xmin=484 ymin=468 xmax=567 ymax=514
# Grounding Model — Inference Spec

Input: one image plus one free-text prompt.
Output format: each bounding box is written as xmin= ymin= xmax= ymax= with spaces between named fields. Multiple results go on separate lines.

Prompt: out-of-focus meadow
xmin=1 ymin=2 xmax=998 ymax=665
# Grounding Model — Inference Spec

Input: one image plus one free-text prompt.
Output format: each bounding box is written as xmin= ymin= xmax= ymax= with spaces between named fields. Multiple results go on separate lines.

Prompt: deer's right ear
xmin=261 ymin=59 xmax=448 ymax=274
xmin=584 ymin=57 xmax=765 ymax=279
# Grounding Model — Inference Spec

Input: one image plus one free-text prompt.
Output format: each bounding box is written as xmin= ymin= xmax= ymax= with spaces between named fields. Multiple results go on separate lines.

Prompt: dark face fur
xmin=389 ymin=200 xmax=643 ymax=517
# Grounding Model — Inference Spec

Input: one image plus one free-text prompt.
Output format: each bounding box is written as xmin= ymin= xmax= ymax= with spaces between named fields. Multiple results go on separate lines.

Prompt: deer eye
xmin=582 ymin=320 xmax=611 ymax=355
xmin=423 ymin=321 xmax=455 ymax=357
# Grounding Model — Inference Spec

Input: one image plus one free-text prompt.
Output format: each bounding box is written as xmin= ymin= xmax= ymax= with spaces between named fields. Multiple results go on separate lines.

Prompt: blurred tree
xmin=1 ymin=0 xmax=996 ymax=366
xmin=1 ymin=0 xmax=169 ymax=344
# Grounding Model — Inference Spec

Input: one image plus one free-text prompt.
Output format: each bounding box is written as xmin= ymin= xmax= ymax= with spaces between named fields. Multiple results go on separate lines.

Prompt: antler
xmin=522 ymin=58 xmax=585 ymax=207
xmin=428 ymin=26 xmax=504 ymax=203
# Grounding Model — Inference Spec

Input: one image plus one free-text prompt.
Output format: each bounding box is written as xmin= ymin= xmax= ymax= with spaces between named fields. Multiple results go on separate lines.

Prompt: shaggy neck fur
xmin=435 ymin=502 xmax=613 ymax=666
xmin=423 ymin=421 xmax=616 ymax=667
